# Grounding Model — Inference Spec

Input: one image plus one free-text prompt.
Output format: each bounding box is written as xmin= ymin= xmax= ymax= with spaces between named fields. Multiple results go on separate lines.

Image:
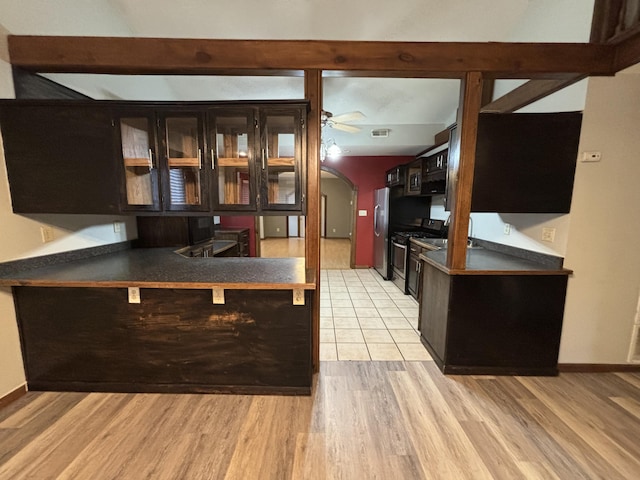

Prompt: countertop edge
xmin=1 ymin=279 xmax=316 ymax=289
xmin=418 ymin=253 xmax=573 ymax=276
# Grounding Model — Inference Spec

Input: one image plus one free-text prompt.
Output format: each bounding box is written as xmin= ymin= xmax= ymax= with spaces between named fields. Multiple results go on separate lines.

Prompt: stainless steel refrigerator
xmin=373 ymin=187 xmax=390 ymax=279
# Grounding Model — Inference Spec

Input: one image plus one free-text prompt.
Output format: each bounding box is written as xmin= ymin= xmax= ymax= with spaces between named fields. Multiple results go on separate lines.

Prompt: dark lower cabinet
xmin=419 ymin=263 xmax=568 ymax=375
xmin=215 ymin=228 xmax=251 ymax=257
xmin=14 ymin=287 xmax=312 ymax=394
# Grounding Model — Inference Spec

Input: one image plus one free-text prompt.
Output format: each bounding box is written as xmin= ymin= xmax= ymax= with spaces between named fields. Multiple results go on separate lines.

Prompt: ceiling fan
xmin=321 ymin=110 xmax=365 ymax=133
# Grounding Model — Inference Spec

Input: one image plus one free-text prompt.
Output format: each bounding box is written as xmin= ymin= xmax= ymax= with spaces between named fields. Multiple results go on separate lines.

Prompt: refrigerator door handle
xmin=374 ymin=204 xmax=380 ymax=236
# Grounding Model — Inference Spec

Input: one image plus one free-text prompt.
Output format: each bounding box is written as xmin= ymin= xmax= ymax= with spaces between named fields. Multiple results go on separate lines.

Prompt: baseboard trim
xmin=558 ymin=363 xmax=640 ymax=373
xmin=0 ymin=384 xmax=27 ymax=410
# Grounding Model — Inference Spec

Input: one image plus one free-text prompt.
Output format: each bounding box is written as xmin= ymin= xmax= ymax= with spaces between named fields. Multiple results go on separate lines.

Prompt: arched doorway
xmin=320 ymin=166 xmax=358 ymax=269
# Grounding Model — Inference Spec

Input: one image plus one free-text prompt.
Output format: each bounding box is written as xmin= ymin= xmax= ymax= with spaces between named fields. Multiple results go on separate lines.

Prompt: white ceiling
xmin=0 ymin=0 xmax=595 ymax=156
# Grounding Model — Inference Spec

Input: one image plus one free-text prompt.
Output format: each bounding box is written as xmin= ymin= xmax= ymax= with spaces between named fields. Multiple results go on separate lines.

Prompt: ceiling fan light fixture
xmin=321 ymin=138 xmax=342 ymax=161
xmin=327 ymin=140 xmax=342 ymax=158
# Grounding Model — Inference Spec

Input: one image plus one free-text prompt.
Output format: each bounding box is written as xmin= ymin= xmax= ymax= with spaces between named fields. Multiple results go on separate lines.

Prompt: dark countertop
xmin=174 ymin=239 xmax=237 ymax=257
xmin=0 ymin=248 xmax=315 ymax=289
xmin=419 ymin=248 xmax=572 ymax=276
xmin=410 ymin=238 xmax=448 ymax=250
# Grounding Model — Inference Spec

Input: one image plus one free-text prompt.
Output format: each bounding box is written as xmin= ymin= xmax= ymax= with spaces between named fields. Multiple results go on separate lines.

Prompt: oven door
xmin=392 ymin=241 xmax=408 ymax=277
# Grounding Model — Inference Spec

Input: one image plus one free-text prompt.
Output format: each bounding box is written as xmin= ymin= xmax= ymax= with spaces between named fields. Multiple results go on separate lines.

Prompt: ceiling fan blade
xmin=332 ymin=123 xmax=361 ymax=133
xmin=330 ymin=111 xmax=365 ymax=123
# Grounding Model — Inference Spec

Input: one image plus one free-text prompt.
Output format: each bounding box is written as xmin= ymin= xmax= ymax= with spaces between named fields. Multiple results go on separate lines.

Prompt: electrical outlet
xmin=504 ymin=223 xmax=511 ymax=235
xmin=128 ymin=287 xmax=141 ymax=304
xmin=358 ymin=210 xmax=367 ymax=217
xmin=113 ymin=221 xmax=121 ymax=233
xmin=40 ymin=226 xmax=54 ymax=243
xmin=293 ymin=289 xmax=305 ymax=305
xmin=276 ymin=227 xmax=280 ymax=232
xmin=542 ymin=227 xmax=556 ymax=243
xmin=581 ymin=151 xmax=602 ymax=162
xmin=332 ymin=228 xmax=336 ymax=233
xmin=212 ymin=288 xmax=225 ymax=304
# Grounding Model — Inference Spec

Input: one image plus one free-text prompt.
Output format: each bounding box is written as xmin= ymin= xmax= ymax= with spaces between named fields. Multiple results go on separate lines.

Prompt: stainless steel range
xmin=390 ymin=219 xmax=447 ymax=293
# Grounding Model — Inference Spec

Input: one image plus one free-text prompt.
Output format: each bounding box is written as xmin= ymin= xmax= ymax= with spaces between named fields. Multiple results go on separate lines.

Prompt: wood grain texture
xmin=7 ymin=36 xmax=615 ymax=76
xmin=15 ymin=287 xmax=312 ymax=393
xmin=481 ymin=76 xmax=586 ymax=113
xmin=446 ymin=72 xmax=483 ymax=270
xmin=1 ymin=362 xmax=638 ymax=479
xmin=305 ymin=70 xmax=322 ymax=373
xmin=0 ymin=386 xmax=26 ymax=412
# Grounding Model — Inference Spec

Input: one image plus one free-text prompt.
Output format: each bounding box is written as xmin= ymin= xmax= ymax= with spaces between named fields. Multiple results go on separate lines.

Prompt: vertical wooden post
xmin=446 ymin=71 xmax=483 ymax=270
xmin=305 ymin=70 xmax=322 ymax=372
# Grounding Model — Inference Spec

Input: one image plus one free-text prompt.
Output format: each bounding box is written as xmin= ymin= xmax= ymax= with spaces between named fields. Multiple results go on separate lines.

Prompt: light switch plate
xmin=293 ymin=289 xmax=305 ymax=305
xmin=212 ymin=288 xmax=225 ymax=304
xmin=40 ymin=226 xmax=54 ymax=243
xmin=128 ymin=287 xmax=141 ymax=304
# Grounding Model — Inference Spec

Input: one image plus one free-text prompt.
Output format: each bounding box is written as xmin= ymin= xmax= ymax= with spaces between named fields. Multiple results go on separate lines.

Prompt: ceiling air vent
xmin=371 ymin=128 xmax=390 ymax=138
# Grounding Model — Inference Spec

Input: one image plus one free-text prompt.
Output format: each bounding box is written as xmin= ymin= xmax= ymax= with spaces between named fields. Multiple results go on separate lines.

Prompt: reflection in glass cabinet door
xmin=263 ymin=113 xmax=299 ymax=209
xmin=211 ymin=111 xmax=257 ymax=211
xmin=164 ymin=116 xmax=204 ymax=209
xmin=119 ymin=116 xmax=159 ymax=210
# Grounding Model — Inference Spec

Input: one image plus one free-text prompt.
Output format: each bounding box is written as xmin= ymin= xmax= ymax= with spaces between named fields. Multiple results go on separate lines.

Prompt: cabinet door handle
xmin=197 ymin=149 xmax=202 ymax=169
xmin=211 ymin=149 xmax=215 ymax=169
xmin=262 ymin=148 xmax=266 ymax=170
xmin=148 ymin=148 xmax=154 ymax=169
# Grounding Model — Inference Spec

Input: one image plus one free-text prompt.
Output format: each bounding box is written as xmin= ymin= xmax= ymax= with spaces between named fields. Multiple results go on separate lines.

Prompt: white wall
xmin=447 ymin=0 xmax=593 ymax=257
xmin=559 ymin=72 xmax=640 ymax=364
xmin=0 ymin=29 xmax=140 ymax=398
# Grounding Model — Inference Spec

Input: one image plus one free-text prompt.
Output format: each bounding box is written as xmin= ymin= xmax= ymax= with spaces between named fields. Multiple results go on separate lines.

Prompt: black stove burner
xmin=391 ymin=230 xmax=444 ymax=245
xmin=391 ymin=219 xmax=447 ymax=245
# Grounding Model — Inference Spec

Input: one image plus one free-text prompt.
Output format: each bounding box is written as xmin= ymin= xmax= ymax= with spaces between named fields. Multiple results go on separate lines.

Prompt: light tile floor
xmin=320 ymin=268 xmax=433 ymax=362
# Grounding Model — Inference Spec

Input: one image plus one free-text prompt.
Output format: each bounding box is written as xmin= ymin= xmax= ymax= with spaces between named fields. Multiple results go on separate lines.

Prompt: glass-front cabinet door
xmin=116 ymin=113 xmax=161 ymax=211
xmin=160 ymin=112 xmax=209 ymax=212
xmin=209 ymin=108 xmax=257 ymax=211
xmin=259 ymin=106 xmax=305 ymax=212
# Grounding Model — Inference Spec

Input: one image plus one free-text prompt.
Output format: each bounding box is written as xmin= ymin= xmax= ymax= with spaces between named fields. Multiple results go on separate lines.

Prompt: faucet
xmin=444 ymin=214 xmax=474 ymax=246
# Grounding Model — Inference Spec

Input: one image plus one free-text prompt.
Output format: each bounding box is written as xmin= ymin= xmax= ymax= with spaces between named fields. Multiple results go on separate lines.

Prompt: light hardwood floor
xmin=260 ymin=237 xmax=351 ymax=269
xmin=1 ymin=363 xmax=639 ymax=479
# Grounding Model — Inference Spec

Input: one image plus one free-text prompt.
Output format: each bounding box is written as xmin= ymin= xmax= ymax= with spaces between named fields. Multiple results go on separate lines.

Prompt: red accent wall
xmin=218 ymin=216 xmax=257 ymax=257
xmin=325 ymin=155 xmax=412 ymax=267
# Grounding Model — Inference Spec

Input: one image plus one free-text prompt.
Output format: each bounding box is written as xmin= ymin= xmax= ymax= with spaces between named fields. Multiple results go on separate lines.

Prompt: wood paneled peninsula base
xmin=418 ymin=247 xmax=572 ymax=376
xmin=0 ymin=249 xmax=315 ymax=395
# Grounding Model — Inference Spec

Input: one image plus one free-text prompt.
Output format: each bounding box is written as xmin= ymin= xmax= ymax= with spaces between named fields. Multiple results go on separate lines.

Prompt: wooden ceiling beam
xmin=480 ymin=75 xmax=587 ymax=113
xmin=614 ymin=28 xmax=640 ymax=71
xmin=7 ymin=36 xmax=615 ymax=77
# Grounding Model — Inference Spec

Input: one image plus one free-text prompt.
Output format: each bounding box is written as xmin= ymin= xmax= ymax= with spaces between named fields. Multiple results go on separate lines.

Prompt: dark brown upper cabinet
xmin=0 ymin=100 xmax=308 ymax=216
xmin=208 ymin=103 xmax=306 ymax=214
xmin=158 ymin=109 xmax=209 ymax=213
xmin=258 ymin=105 xmax=306 ymax=213
xmin=0 ymin=101 xmax=120 ymax=214
xmin=116 ymin=107 xmax=210 ymax=214
xmin=445 ymin=112 xmax=582 ymax=213
xmin=114 ymin=109 xmax=161 ymax=212
xmin=208 ymin=107 xmax=258 ymax=212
